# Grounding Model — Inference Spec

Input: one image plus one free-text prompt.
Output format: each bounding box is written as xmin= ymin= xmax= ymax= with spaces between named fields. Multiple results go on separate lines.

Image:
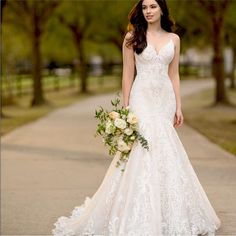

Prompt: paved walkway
xmin=1 ymin=79 xmax=236 ymax=236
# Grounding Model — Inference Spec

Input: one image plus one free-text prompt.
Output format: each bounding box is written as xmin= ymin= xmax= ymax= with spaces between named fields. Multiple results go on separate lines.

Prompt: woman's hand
xmin=174 ymin=108 xmax=184 ymax=128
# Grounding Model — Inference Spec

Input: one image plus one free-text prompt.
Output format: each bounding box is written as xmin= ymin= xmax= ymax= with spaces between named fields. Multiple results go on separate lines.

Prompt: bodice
xmin=134 ymin=39 xmax=175 ymax=78
xmin=129 ymin=38 xmax=176 ymax=123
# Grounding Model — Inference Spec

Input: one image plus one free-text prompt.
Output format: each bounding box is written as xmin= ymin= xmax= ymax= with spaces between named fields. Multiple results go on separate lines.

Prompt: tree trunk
xmin=230 ymin=46 xmax=236 ymax=89
xmin=31 ymin=11 xmax=45 ymax=106
xmin=1 ymin=0 xmax=7 ymax=118
xmin=77 ymin=42 xmax=88 ymax=93
xmin=212 ymin=17 xmax=229 ymax=104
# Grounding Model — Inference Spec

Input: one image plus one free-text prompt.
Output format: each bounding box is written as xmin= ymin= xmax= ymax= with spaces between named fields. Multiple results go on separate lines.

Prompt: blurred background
xmin=1 ymin=0 xmax=236 ymax=155
xmin=1 ymin=1 xmax=236 ymax=235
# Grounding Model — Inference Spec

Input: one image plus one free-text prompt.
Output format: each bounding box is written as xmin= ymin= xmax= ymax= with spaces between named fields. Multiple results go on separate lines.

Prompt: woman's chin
xmin=145 ymin=17 xmax=159 ymax=23
xmin=146 ymin=19 xmax=157 ymax=24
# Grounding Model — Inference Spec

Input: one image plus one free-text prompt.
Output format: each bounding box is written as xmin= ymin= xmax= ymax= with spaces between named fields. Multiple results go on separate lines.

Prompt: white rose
xmin=117 ymin=139 xmax=131 ymax=153
xmin=114 ymin=118 xmax=127 ymax=129
xmin=105 ymin=121 xmax=115 ymax=134
xmin=127 ymin=113 xmax=138 ymax=124
xmin=109 ymin=111 xmax=119 ymax=120
xmin=130 ymin=135 xmax=136 ymax=141
xmin=124 ymin=128 xmax=133 ymax=136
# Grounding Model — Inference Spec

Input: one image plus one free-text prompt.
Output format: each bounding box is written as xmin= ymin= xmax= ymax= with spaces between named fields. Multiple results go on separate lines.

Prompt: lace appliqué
xmin=52 ymin=37 xmax=221 ymax=236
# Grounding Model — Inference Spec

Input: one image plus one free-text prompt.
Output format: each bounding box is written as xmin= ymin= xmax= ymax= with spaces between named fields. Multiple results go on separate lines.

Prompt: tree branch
xmin=40 ymin=0 xmax=60 ymax=25
xmin=221 ymin=0 xmax=230 ymax=12
xmin=197 ymin=0 xmax=216 ymax=15
xmin=3 ymin=0 xmax=31 ymax=33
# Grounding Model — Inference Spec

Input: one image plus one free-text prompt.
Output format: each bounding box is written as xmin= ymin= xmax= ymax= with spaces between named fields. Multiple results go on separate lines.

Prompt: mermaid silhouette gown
xmin=52 ymin=39 xmax=221 ymax=236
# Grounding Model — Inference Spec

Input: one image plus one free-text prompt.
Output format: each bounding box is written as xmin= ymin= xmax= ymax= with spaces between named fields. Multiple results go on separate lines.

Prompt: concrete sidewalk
xmin=1 ymin=79 xmax=236 ymax=235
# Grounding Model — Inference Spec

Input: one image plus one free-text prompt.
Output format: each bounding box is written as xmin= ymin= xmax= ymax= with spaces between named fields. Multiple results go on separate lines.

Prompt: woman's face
xmin=142 ymin=0 xmax=162 ymax=23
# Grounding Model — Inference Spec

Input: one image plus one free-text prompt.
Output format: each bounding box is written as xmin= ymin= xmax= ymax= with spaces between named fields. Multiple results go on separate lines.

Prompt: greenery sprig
xmin=95 ymin=95 xmax=149 ymax=171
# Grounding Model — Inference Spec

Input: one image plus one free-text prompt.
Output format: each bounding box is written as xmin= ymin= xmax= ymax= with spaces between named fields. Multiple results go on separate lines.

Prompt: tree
xmin=225 ymin=0 xmax=236 ymax=89
xmin=1 ymin=0 xmax=7 ymax=19
xmin=55 ymin=1 xmax=99 ymax=93
xmin=197 ymin=0 xmax=230 ymax=104
xmin=93 ymin=1 xmax=136 ymax=51
xmin=4 ymin=0 xmax=59 ymax=106
xmin=1 ymin=0 xmax=7 ymax=118
xmin=174 ymin=0 xmax=232 ymax=105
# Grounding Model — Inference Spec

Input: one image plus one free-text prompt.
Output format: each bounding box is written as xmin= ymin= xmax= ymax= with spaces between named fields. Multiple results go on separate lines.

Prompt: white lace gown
xmin=52 ymin=39 xmax=221 ymax=236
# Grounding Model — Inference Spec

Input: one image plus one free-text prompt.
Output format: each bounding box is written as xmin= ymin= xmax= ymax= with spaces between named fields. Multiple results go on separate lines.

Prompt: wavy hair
xmin=125 ymin=0 xmax=175 ymax=54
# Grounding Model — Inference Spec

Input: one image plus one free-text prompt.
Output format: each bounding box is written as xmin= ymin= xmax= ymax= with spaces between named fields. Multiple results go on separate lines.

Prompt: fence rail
xmin=2 ymin=64 xmax=212 ymax=102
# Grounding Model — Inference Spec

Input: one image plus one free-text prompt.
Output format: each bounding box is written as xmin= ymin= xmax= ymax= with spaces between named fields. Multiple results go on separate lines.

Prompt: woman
xmin=52 ymin=0 xmax=221 ymax=235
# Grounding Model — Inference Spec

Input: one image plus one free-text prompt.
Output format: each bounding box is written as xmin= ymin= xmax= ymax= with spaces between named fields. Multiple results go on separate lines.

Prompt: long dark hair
xmin=126 ymin=0 xmax=175 ymax=54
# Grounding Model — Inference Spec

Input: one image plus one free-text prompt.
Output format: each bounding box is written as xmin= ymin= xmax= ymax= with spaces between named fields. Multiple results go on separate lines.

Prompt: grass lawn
xmin=183 ymin=88 xmax=236 ymax=156
xmin=1 ymin=75 xmax=120 ymax=136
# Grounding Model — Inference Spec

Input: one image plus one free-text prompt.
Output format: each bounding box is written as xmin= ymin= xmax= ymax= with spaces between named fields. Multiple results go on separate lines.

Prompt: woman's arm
xmin=122 ymin=32 xmax=135 ymax=107
xmin=168 ymin=34 xmax=184 ymax=128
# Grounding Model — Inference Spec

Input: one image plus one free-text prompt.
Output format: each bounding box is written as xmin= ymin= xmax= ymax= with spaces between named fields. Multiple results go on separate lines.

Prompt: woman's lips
xmin=146 ymin=15 xmax=153 ymax=19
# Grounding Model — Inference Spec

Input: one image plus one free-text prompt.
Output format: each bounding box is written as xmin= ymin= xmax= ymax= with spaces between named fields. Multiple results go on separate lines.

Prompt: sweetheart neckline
xmin=147 ymin=39 xmax=174 ymax=55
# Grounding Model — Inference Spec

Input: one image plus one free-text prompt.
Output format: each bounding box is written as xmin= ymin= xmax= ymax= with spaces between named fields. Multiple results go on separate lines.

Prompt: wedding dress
xmin=52 ymin=38 xmax=221 ymax=236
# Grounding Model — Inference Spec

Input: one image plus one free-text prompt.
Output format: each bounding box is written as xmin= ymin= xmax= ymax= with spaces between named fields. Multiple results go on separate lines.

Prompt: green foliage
xmin=225 ymin=0 xmax=236 ymax=47
xmin=2 ymin=0 xmax=134 ymax=74
xmin=137 ymin=133 xmax=149 ymax=151
xmin=171 ymin=0 xmax=236 ymax=49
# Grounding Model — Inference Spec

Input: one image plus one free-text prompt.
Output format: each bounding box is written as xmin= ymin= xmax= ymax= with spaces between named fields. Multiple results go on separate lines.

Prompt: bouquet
xmin=95 ymin=96 xmax=149 ymax=171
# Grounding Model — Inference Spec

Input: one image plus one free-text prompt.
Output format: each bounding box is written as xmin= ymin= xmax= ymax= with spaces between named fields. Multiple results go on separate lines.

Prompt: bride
xmin=52 ymin=0 xmax=221 ymax=235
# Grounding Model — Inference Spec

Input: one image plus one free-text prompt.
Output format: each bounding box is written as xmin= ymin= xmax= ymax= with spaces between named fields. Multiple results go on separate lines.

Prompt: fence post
xmin=16 ymin=74 xmax=22 ymax=97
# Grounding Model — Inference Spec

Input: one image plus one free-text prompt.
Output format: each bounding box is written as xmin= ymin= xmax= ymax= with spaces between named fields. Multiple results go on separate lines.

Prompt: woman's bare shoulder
xmin=124 ymin=31 xmax=134 ymax=41
xmin=123 ymin=31 xmax=134 ymax=50
xmin=168 ymin=32 xmax=180 ymax=43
